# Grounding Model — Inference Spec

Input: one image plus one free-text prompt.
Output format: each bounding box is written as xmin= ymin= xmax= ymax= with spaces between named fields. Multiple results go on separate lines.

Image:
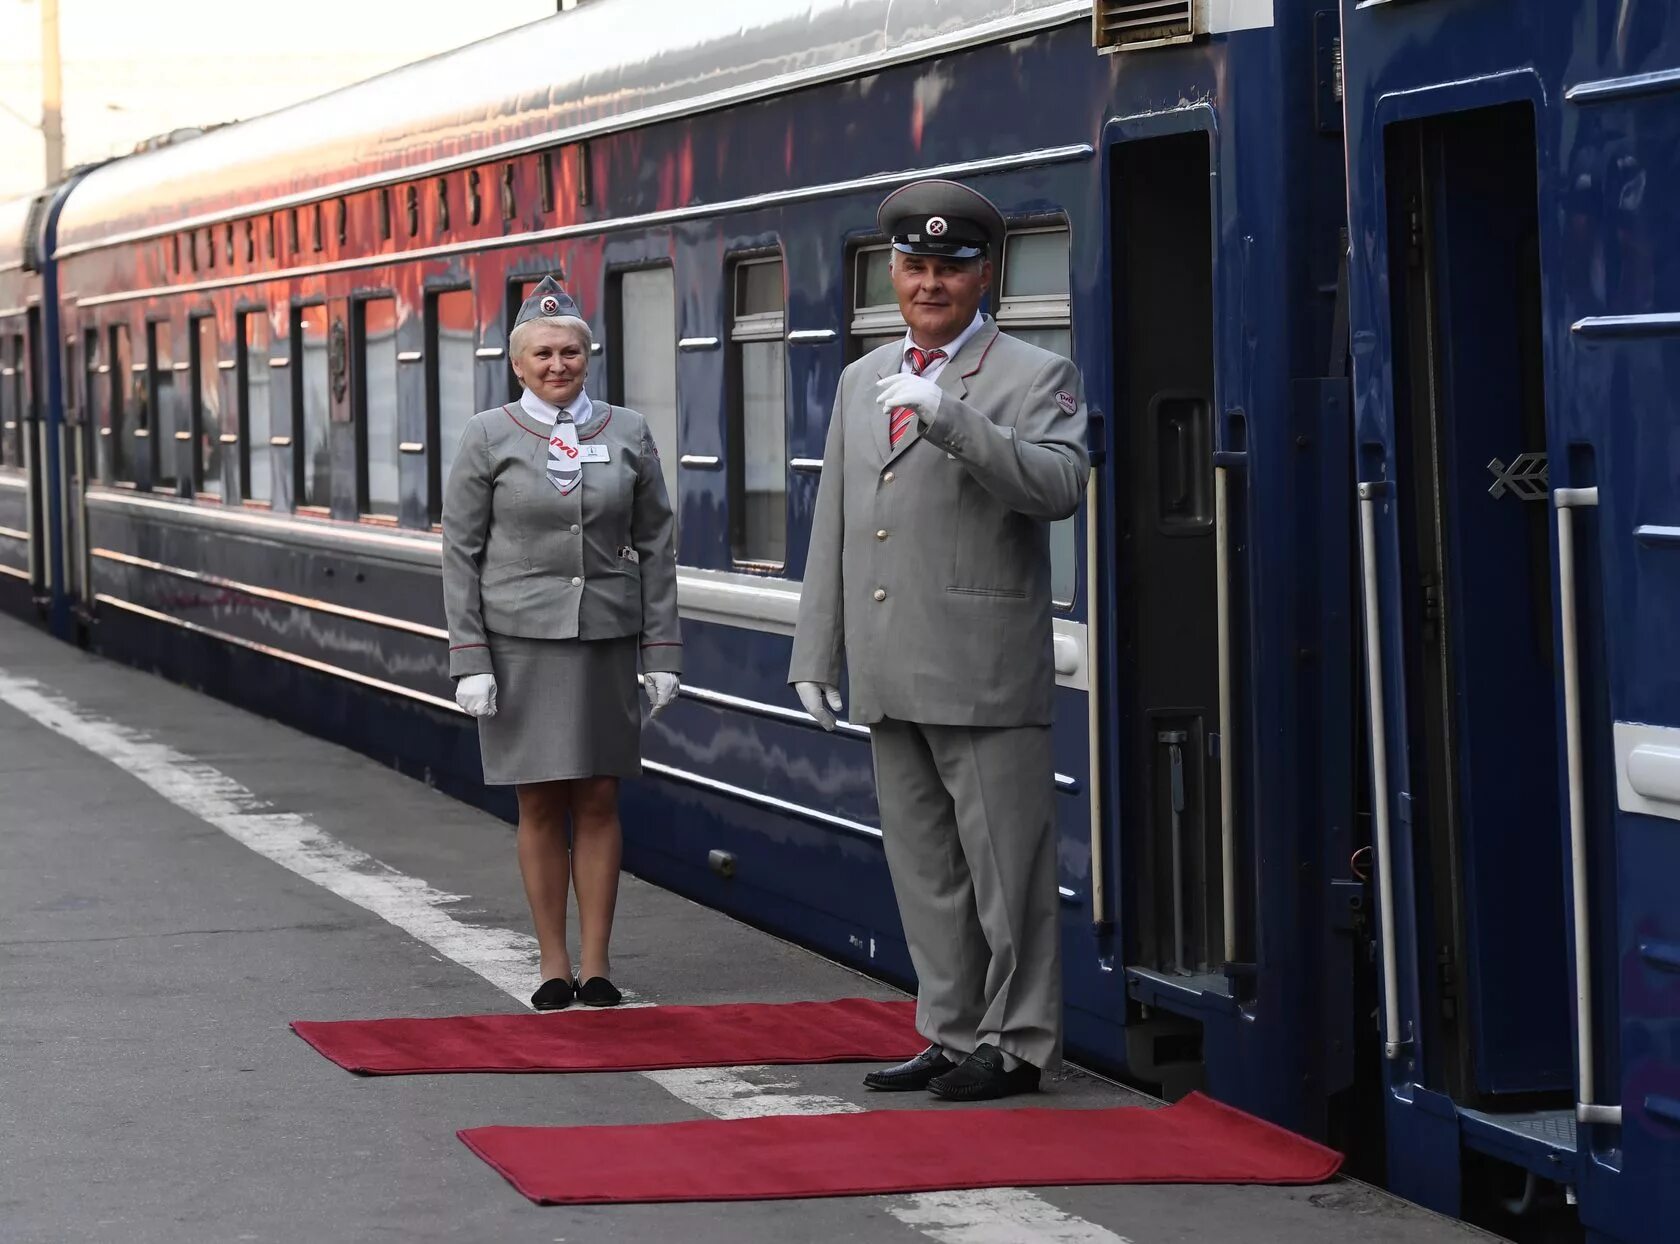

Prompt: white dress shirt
xmin=899 ymin=310 xmax=986 ymax=382
xmin=519 ymin=386 xmax=592 ymax=426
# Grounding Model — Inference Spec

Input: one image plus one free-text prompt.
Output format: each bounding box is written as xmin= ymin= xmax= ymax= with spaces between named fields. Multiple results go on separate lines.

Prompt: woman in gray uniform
xmin=442 ymin=275 xmax=681 ymax=1011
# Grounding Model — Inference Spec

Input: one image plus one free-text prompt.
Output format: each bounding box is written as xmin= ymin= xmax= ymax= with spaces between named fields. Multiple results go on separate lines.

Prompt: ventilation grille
xmin=1093 ymin=1 xmax=1200 ymax=52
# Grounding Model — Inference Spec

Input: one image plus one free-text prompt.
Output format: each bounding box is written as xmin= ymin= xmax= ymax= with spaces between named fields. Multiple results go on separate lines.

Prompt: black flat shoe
xmin=927 ymin=1043 xmax=1041 ymax=1101
xmin=863 ymin=1044 xmax=955 ymax=1092
xmin=576 ymin=976 xmax=622 ymax=1007
xmin=531 ymin=978 xmax=574 ymax=1010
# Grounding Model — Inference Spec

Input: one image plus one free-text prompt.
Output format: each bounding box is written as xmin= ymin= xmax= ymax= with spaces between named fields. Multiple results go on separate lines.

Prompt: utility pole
xmin=41 ymin=0 xmax=65 ymax=182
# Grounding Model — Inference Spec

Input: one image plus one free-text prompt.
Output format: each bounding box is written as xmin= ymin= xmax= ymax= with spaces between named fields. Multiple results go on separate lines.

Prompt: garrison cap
xmin=878 ymin=178 xmax=1005 ymax=261
xmin=513 ymin=274 xmax=582 ymax=326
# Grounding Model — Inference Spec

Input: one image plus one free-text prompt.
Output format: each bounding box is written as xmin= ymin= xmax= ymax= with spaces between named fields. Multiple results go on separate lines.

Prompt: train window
xmin=205 ymin=228 xmax=215 ymax=270
xmin=467 ymin=171 xmax=482 ymax=226
xmin=192 ymin=316 xmax=224 ymax=499
xmin=405 ymin=185 xmax=419 ymax=238
xmin=335 ymin=199 xmax=347 ymax=247
xmin=378 ymin=189 xmax=392 ymax=242
xmin=577 ymin=141 xmax=593 ymax=206
xmin=435 ymin=178 xmax=450 ymax=234
xmin=356 ymin=298 xmax=400 ymax=519
xmin=225 ymin=223 xmax=235 ymax=267
xmin=501 ymin=163 xmax=517 ymax=221
xmin=237 ymin=311 xmax=271 ymax=505
xmin=171 ymin=235 xmax=182 ymax=275
xmin=848 ymin=245 xmax=904 ymax=359
xmin=611 ymin=266 xmax=680 ymax=521
xmin=728 ymin=255 xmax=787 ymax=567
xmin=295 ymin=305 xmax=332 ymax=510
xmin=427 ymin=288 xmax=475 ymax=523
xmin=268 ymin=213 xmax=278 ymax=259
xmin=245 ymin=220 xmax=255 ymax=265
xmin=149 ymin=322 xmax=178 ymax=489
xmin=540 ymin=152 xmax=555 ymax=214
xmin=114 ymin=323 xmax=142 ymax=484
xmin=997 ymin=226 xmax=1075 ymax=606
xmin=288 ymin=209 xmax=300 ymax=256
xmin=311 ymin=203 xmax=324 ymax=253
xmin=187 ymin=231 xmax=199 ymax=273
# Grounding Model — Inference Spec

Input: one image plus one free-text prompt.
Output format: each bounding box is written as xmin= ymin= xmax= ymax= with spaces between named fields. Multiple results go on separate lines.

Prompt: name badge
xmin=578 ymin=444 xmax=611 ymax=463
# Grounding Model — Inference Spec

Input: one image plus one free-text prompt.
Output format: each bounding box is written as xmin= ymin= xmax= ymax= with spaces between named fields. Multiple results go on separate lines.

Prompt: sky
xmin=0 ymin=0 xmax=559 ymax=201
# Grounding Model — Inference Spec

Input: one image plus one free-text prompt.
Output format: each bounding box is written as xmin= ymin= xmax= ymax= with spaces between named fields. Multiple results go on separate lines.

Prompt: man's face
xmin=890 ymin=251 xmax=992 ymax=348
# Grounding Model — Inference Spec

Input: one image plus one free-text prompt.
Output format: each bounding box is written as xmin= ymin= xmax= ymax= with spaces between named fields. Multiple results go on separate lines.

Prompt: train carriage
xmin=1340 ymin=0 xmax=1680 ymax=1239
xmin=25 ymin=0 xmax=1362 ymax=1191
xmin=0 ymin=194 xmax=46 ymax=612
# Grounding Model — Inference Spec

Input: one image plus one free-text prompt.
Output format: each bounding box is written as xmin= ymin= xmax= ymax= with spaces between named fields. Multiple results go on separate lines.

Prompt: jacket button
xmin=873 ymin=588 xmax=887 ymax=602
xmin=882 ymin=470 xmax=895 ymax=483
xmin=570 ymin=523 xmax=580 ymax=533
xmin=875 ymin=529 xmax=888 ymax=541
xmin=571 ymin=576 xmax=583 ymax=586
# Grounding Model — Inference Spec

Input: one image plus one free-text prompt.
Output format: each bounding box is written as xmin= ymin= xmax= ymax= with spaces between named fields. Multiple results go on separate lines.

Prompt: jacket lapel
xmin=867 ymin=350 xmax=899 ymax=466
xmin=936 ymin=318 xmax=996 ymax=404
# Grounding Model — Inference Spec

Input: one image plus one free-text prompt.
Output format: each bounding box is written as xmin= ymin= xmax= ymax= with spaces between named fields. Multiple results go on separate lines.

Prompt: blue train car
xmin=0 ymin=195 xmax=46 ymax=614
xmin=1341 ymin=1 xmax=1680 ymax=1239
xmin=28 ymin=0 xmax=1361 ymax=1176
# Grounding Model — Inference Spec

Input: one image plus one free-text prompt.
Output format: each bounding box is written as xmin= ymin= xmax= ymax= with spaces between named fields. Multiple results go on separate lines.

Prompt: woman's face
xmin=512 ymin=321 xmax=589 ymax=408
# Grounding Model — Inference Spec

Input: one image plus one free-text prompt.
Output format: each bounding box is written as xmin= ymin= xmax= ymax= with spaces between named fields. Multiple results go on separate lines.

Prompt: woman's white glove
xmin=455 ymin=673 xmax=497 ymax=718
xmin=795 ymin=681 xmax=844 ymax=731
xmin=875 ymin=372 xmax=943 ymax=422
xmin=644 ymin=671 xmax=680 ymax=717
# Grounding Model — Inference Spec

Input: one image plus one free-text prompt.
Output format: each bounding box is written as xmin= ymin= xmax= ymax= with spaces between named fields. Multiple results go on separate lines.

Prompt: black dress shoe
xmin=531 ymin=978 xmax=574 ymax=1010
xmin=863 ymin=1044 xmax=955 ymax=1091
xmin=927 ymin=1043 xmax=1041 ymax=1101
xmin=576 ymin=976 xmax=622 ymax=1007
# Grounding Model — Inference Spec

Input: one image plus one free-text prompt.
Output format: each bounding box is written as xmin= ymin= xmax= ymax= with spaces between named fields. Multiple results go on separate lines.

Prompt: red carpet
xmin=458 ymin=1092 xmax=1344 ymax=1205
xmin=290 ymin=997 xmax=921 ymax=1075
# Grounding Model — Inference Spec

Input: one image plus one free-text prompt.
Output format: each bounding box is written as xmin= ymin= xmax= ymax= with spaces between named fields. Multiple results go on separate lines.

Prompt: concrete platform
xmin=0 ymin=613 xmax=1494 ymax=1243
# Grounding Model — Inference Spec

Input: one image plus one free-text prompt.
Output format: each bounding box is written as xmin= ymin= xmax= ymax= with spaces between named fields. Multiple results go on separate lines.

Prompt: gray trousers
xmin=870 ymin=719 xmax=1063 ymax=1071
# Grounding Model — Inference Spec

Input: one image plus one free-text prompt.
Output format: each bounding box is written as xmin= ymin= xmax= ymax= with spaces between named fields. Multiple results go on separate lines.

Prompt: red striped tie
xmin=889 ymin=346 xmax=945 ymax=447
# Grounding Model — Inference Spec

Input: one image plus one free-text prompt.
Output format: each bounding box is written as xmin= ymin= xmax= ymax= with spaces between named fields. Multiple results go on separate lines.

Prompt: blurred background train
xmin=1 ymin=2 xmax=1675 ymax=1240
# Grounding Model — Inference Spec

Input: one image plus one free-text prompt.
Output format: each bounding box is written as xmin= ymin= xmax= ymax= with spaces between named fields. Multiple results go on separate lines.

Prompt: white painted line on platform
xmin=0 ymin=670 xmax=1120 ymax=1243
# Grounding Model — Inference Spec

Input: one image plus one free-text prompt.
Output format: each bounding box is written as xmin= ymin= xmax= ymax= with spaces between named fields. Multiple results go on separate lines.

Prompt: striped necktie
xmin=889 ymin=346 xmax=945 ymax=447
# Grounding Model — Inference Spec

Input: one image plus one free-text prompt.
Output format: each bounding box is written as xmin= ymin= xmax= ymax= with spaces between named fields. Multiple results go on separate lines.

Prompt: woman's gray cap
xmin=877 ymin=178 xmax=1005 ymax=260
xmin=514 ymin=274 xmax=582 ymax=326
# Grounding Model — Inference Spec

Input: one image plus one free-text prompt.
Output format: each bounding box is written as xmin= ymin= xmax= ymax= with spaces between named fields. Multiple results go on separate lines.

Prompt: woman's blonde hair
xmin=509 ymin=314 xmax=593 ymax=362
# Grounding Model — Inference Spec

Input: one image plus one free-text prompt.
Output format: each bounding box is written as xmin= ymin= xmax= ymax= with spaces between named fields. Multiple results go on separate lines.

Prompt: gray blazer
xmin=442 ymin=398 xmax=681 ymax=679
xmin=789 ymin=319 xmax=1088 ymax=727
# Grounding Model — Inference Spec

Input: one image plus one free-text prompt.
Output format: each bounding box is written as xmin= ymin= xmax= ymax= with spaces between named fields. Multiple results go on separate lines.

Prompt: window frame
xmin=424 ymin=284 xmax=475 ymax=527
xmin=188 ymin=312 xmax=225 ymax=500
xmin=607 ymin=261 xmax=681 ymax=531
xmin=291 ymin=302 xmax=332 ymax=514
xmin=146 ymin=317 xmax=178 ymax=492
xmin=726 ymin=250 xmax=789 ymax=571
xmin=235 ymin=307 xmax=272 ymax=508
xmin=352 ymin=293 xmax=402 ymax=523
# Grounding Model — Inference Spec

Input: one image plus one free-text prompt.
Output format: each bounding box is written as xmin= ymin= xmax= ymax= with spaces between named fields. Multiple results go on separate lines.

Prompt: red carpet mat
xmin=291 ymin=997 xmax=921 ymax=1075
xmin=458 ymin=1092 xmax=1344 ymax=1205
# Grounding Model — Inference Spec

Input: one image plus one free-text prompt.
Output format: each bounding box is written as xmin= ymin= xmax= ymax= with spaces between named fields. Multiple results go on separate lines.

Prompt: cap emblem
xmin=926 ymin=216 xmax=948 ymax=237
xmin=540 ymin=295 xmax=560 ymax=315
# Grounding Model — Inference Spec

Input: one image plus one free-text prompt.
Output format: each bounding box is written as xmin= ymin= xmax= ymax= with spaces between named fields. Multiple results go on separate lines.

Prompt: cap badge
xmin=540 ymin=295 xmax=559 ymax=315
xmin=926 ymin=216 xmax=948 ymax=237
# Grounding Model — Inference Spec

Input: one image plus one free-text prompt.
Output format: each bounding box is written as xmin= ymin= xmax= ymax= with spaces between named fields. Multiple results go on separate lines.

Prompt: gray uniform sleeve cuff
xmin=448 ymin=645 xmax=494 ymax=679
xmin=640 ymin=642 xmax=682 ymax=675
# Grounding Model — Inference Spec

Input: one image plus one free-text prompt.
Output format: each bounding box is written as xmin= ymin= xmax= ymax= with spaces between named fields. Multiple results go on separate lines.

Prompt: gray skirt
xmin=478 ymin=632 xmax=642 ymax=785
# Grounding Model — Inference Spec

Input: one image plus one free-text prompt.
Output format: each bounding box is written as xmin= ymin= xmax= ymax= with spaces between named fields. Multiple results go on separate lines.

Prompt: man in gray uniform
xmin=790 ymin=179 xmax=1089 ymax=1100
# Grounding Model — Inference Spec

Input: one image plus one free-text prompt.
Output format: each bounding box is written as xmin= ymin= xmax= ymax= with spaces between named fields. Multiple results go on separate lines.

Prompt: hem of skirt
xmin=482 ymin=763 xmax=643 ymax=786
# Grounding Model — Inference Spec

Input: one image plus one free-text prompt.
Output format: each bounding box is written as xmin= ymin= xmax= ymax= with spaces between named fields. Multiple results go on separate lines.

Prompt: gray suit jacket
xmin=789 ymin=319 xmax=1088 ymax=726
xmin=442 ymin=398 xmax=681 ymax=679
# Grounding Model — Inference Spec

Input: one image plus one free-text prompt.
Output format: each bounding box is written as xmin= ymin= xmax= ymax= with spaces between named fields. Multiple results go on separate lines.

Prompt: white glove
xmin=875 ymin=372 xmax=943 ymax=422
xmin=795 ymin=681 xmax=844 ymax=732
xmin=644 ymin=671 xmax=680 ymax=717
xmin=455 ymin=673 xmax=497 ymax=718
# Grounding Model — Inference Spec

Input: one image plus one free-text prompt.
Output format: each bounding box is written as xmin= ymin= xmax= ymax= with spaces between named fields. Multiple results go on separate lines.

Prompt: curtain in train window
xmin=613 ymin=267 xmax=680 ymax=524
xmin=149 ymin=321 xmax=178 ymax=489
xmin=239 ymin=312 xmax=272 ymax=505
xmin=430 ymin=289 xmax=476 ymax=522
xmin=849 ymin=247 xmax=904 ymax=360
xmin=296 ymin=305 xmax=332 ymax=509
xmin=997 ymin=227 xmax=1076 ymax=607
xmin=729 ymin=256 xmax=786 ymax=566
xmin=357 ymin=298 xmax=400 ymax=518
xmin=193 ymin=317 xmax=224 ymax=498
xmin=114 ymin=323 xmax=143 ymax=485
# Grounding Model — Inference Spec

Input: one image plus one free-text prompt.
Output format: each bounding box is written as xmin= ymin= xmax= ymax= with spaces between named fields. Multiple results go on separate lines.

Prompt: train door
xmin=1363 ymin=100 xmax=1592 ymax=1203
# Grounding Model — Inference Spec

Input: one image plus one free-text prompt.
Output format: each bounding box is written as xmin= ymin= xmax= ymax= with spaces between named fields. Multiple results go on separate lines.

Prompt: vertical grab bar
xmin=1357 ymin=481 xmax=1405 ymax=1058
xmin=1214 ymin=462 xmax=1237 ymax=964
xmin=1085 ymin=472 xmax=1107 ymax=926
xmin=1554 ymin=486 xmax=1620 ymax=1128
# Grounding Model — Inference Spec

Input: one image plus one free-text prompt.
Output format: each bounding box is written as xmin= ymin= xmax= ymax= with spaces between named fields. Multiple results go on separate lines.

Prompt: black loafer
xmin=531 ymin=978 xmax=574 ymax=1011
xmin=927 ymin=1043 xmax=1041 ymax=1101
xmin=576 ymin=976 xmax=622 ymax=1007
xmin=863 ymin=1044 xmax=955 ymax=1092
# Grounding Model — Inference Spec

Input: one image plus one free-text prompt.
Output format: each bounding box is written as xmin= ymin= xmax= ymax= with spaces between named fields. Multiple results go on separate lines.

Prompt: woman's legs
xmin=569 ymin=776 xmax=622 ymax=981
xmin=515 ymin=781 xmax=574 ymax=983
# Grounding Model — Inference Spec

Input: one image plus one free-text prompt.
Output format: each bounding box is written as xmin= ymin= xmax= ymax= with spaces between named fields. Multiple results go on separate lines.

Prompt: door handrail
xmin=1357 ymin=479 xmax=1405 ymax=1058
xmin=1213 ymin=450 xmax=1245 ymax=965
xmin=1554 ymin=485 xmax=1621 ymax=1127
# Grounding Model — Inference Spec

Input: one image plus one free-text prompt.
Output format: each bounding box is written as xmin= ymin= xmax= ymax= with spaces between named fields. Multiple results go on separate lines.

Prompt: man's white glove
xmin=644 ymin=671 xmax=680 ymax=717
xmin=455 ymin=673 xmax=497 ymax=718
xmin=875 ymin=372 xmax=943 ymax=423
xmin=795 ymin=681 xmax=844 ymax=732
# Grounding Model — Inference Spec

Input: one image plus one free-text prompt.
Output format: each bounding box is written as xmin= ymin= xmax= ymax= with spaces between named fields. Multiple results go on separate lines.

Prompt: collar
xmin=519 ymin=387 xmax=592 ymax=425
xmin=903 ymin=310 xmax=986 ymax=364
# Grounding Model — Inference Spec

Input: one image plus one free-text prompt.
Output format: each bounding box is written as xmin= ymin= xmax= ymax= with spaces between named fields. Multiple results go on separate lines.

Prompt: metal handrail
xmin=1086 ymin=472 xmax=1107 ymax=925
xmin=1554 ymin=485 xmax=1621 ymax=1127
xmin=1357 ymin=481 xmax=1404 ymax=1058
xmin=1214 ymin=464 xmax=1237 ymax=963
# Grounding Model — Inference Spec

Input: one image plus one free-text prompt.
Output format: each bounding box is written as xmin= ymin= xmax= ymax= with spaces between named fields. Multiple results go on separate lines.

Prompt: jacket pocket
xmin=946 ymin=585 xmax=1027 ymax=600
